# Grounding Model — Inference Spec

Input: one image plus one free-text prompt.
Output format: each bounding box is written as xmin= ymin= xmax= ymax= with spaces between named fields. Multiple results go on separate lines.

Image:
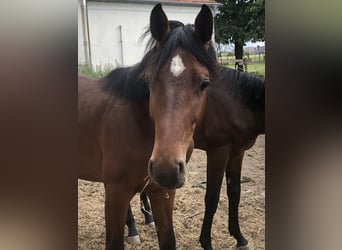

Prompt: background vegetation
xmin=215 ymin=0 xmax=265 ymax=71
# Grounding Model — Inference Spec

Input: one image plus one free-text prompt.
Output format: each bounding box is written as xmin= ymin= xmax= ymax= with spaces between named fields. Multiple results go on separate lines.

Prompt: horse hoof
xmin=127 ymin=235 xmax=141 ymax=244
xmin=232 ymin=245 xmax=251 ymax=250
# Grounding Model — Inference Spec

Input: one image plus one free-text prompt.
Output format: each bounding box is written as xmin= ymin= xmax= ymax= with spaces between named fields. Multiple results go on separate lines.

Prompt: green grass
xmin=245 ymin=63 xmax=265 ymax=77
xmin=225 ymin=62 xmax=265 ymax=78
xmin=78 ymin=64 xmax=112 ymax=79
xmin=217 ymin=53 xmax=265 ymax=77
xmin=247 ymin=63 xmax=265 ymax=77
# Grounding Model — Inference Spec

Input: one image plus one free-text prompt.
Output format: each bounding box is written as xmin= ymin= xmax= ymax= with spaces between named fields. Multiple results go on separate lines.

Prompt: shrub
xmin=78 ymin=64 xmax=112 ymax=78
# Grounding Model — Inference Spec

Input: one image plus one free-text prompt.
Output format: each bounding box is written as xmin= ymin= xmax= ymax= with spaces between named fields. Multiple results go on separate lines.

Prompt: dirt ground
xmin=78 ymin=135 xmax=265 ymax=250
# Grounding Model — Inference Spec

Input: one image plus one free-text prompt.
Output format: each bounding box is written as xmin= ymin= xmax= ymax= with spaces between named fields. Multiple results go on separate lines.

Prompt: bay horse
xmin=78 ymin=4 xmax=218 ymax=250
xmin=126 ymin=66 xmax=265 ymax=249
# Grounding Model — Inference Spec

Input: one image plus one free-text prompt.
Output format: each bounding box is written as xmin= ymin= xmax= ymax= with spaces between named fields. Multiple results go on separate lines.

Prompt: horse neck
xmin=221 ymin=69 xmax=265 ymax=135
xmin=231 ymin=91 xmax=264 ymax=136
xmin=133 ymin=100 xmax=155 ymax=134
xmin=253 ymin=109 xmax=265 ymax=135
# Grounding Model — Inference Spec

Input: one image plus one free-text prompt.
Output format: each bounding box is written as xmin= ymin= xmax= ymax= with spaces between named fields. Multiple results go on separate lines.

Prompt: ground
xmin=78 ymin=135 xmax=265 ymax=250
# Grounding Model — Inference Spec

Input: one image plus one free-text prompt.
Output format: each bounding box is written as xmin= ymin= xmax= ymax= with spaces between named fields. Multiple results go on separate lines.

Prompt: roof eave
xmin=88 ymin=0 xmax=221 ymax=7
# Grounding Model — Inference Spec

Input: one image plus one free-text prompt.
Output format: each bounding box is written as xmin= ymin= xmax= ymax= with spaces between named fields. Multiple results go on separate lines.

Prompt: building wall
xmin=78 ymin=4 xmax=86 ymax=65
xmin=78 ymin=2 xmax=215 ymax=70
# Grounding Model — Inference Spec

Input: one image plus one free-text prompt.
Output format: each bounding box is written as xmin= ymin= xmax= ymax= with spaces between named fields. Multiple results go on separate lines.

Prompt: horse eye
xmin=199 ymin=77 xmax=210 ymax=91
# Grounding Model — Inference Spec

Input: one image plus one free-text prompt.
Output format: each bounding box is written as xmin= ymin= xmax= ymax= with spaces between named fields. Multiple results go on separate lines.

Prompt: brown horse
xmin=78 ymin=4 xmax=218 ymax=250
xmin=126 ymin=66 xmax=265 ymax=249
xmin=196 ymin=67 xmax=264 ymax=250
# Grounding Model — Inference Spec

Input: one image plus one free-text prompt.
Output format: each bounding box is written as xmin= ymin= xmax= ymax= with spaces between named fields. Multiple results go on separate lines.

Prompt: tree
xmin=215 ymin=0 xmax=265 ymax=70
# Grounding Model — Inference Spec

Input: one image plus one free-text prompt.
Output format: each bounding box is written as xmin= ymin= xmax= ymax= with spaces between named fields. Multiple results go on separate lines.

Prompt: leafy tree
xmin=215 ymin=0 xmax=265 ymax=70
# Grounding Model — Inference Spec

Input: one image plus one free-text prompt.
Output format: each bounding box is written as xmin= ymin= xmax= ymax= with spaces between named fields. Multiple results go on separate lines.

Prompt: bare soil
xmin=78 ymin=135 xmax=265 ymax=250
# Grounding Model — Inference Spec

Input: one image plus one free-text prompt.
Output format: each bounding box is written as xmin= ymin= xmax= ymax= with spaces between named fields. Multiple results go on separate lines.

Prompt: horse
xmin=126 ymin=66 xmax=265 ymax=250
xmin=78 ymin=4 xmax=218 ymax=250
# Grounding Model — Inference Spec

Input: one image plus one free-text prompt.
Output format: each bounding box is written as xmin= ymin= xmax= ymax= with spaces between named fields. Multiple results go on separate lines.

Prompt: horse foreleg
xmin=140 ymin=192 xmax=154 ymax=225
xmin=226 ymin=153 xmax=248 ymax=249
xmin=148 ymin=188 xmax=176 ymax=250
xmin=126 ymin=204 xmax=140 ymax=244
xmin=104 ymin=183 xmax=132 ymax=250
xmin=199 ymin=147 xmax=229 ymax=250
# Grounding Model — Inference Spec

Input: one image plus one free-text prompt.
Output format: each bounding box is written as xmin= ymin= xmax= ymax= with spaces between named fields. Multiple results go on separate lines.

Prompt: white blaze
xmin=170 ymin=54 xmax=185 ymax=77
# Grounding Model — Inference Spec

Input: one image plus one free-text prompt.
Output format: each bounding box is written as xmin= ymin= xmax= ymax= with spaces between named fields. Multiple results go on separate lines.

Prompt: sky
xmin=245 ymin=40 xmax=265 ymax=47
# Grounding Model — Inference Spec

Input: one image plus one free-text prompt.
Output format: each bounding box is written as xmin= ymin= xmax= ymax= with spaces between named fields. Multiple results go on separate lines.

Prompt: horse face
xmin=147 ymin=4 xmax=214 ymax=189
xmin=148 ymin=50 xmax=210 ymax=189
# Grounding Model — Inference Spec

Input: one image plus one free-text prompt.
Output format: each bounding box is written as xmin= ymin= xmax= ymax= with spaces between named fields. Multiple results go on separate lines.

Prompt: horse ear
xmin=150 ymin=3 xmax=169 ymax=42
xmin=194 ymin=4 xmax=213 ymax=44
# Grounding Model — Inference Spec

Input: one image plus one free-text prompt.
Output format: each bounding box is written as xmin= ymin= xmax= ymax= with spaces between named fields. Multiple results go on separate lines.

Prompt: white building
xmin=78 ymin=0 xmax=220 ymax=70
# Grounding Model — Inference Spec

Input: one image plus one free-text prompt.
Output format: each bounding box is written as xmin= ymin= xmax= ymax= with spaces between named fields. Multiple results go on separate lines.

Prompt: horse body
xmin=196 ymin=68 xmax=265 ymax=249
xmin=78 ymin=72 xmax=156 ymax=249
xmin=196 ymin=91 xmax=256 ymax=150
xmin=78 ymin=74 xmax=153 ymax=184
xmin=78 ymin=4 xmax=217 ymax=250
xmin=78 ymin=71 xmax=179 ymax=250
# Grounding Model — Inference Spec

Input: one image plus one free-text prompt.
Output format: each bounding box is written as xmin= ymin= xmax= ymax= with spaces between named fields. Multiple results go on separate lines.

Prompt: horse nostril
xmin=148 ymin=160 xmax=154 ymax=176
xmin=178 ymin=161 xmax=185 ymax=175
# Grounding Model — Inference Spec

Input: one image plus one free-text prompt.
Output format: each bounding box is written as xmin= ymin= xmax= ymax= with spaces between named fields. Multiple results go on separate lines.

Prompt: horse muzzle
xmin=148 ymin=159 xmax=185 ymax=189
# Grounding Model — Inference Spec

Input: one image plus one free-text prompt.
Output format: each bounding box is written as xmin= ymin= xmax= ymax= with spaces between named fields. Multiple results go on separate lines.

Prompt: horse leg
xmin=199 ymin=147 xmax=230 ymax=250
xmin=226 ymin=153 xmax=248 ymax=249
xmin=104 ymin=183 xmax=132 ymax=250
xmin=147 ymin=188 xmax=176 ymax=250
xmin=126 ymin=204 xmax=141 ymax=244
xmin=140 ymin=192 xmax=154 ymax=225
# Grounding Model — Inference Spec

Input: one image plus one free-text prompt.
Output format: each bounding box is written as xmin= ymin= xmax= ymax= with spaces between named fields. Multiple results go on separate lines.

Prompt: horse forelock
xmin=143 ymin=23 xmax=218 ymax=81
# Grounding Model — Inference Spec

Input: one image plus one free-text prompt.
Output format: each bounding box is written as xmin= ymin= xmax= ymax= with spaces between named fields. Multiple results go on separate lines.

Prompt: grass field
xmin=225 ymin=62 xmax=265 ymax=77
xmin=78 ymin=64 xmax=112 ymax=78
xmin=218 ymin=52 xmax=265 ymax=77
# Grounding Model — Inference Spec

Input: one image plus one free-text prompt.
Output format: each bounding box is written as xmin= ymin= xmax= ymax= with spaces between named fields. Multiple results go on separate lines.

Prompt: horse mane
xmin=101 ymin=56 xmax=151 ymax=101
xmin=102 ymin=20 xmax=218 ymax=101
xmin=220 ymin=67 xmax=265 ymax=111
